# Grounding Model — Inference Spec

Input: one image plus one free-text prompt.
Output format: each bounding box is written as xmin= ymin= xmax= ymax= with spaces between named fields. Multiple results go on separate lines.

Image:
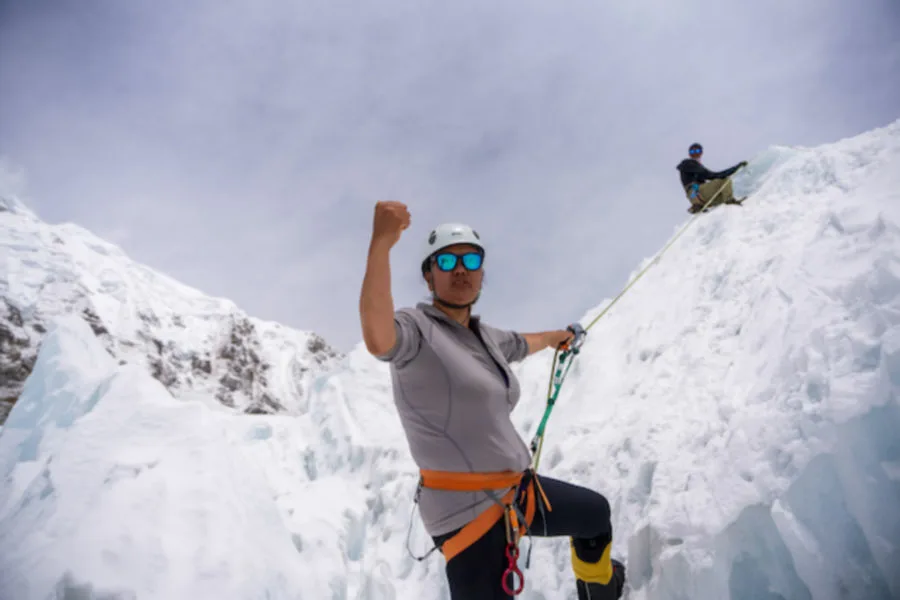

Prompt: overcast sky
xmin=1 ymin=0 xmax=899 ymax=352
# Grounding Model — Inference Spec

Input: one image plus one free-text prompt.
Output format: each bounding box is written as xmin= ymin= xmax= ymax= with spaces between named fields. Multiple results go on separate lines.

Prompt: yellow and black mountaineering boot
xmin=571 ymin=536 xmax=626 ymax=600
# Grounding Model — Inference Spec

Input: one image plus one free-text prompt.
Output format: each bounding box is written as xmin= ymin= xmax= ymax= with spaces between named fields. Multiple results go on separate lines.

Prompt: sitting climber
xmin=676 ymin=143 xmax=748 ymax=213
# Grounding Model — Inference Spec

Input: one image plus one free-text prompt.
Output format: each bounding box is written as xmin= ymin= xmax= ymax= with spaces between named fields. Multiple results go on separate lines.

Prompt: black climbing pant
xmin=432 ymin=476 xmax=618 ymax=600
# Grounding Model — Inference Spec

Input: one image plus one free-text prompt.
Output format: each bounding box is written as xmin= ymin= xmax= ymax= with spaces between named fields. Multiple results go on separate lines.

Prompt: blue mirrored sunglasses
xmin=433 ymin=252 xmax=483 ymax=272
xmin=690 ymin=148 xmax=702 ymax=156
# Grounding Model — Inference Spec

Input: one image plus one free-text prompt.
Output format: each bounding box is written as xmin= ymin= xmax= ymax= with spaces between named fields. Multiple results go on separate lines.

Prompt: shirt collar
xmin=416 ymin=302 xmax=481 ymax=328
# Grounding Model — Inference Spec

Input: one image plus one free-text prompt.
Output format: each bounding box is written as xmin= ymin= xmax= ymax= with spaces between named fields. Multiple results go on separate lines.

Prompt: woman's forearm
xmin=521 ymin=330 xmax=570 ymax=356
xmin=359 ymin=239 xmax=397 ymax=356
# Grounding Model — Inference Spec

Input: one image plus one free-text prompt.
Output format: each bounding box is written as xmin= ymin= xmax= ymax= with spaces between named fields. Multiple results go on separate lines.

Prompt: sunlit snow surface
xmin=1 ymin=120 xmax=899 ymax=599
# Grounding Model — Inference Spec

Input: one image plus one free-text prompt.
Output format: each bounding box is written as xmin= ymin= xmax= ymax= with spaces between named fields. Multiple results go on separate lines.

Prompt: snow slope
xmin=1 ymin=118 xmax=899 ymax=600
xmin=0 ymin=195 xmax=342 ymax=423
xmin=0 ymin=316 xmax=332 ymax=599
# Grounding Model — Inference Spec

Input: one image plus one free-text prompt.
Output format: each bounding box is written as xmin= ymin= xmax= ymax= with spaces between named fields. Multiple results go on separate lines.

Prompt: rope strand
xmin=529 ymin=173 xmax=740 ymax=469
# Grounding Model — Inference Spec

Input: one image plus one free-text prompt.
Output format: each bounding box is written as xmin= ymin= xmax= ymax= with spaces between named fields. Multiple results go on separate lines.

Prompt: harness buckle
xmin=688 ymin=182 xmax=700 ymax=200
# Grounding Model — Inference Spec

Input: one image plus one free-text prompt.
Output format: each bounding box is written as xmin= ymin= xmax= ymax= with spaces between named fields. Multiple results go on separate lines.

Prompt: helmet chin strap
xmin=432 ymin=289 xmax=481 ymax=311
xmin=426 ymin=269 xmax=481 ymax=312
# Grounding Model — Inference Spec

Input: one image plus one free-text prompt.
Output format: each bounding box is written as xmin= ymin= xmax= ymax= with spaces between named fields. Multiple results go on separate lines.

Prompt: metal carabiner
xmin=560 ymin=322 xmax=587 ymax=354
xmin=501 ymin=543 xmax=525 ymax=596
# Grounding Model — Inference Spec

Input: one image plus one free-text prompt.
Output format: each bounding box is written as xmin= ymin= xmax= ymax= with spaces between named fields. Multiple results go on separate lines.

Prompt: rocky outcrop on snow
xmin=0 ymin=194 xmax=342 ymax=424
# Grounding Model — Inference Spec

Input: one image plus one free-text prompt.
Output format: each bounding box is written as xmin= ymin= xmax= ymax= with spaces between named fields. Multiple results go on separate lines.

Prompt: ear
xmin=423 ymin=271 xmax=433 ymax=292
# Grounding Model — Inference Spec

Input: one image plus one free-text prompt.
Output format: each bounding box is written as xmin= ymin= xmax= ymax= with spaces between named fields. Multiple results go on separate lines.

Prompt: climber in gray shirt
xmin=359 ymin=200 xmax=625 ymax=600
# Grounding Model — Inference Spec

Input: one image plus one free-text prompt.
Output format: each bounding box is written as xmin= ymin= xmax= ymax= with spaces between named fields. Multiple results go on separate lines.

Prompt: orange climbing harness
xmin=408 ymin=468 xmax=553 ymax=595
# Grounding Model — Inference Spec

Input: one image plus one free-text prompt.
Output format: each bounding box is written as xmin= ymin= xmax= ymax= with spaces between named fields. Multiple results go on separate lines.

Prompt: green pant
xmin=686 ymin=178 xmax=735 ymax=207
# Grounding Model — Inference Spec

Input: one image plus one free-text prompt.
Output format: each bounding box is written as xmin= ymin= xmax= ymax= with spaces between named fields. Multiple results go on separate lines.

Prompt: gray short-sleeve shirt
xmin=376 ymin=302 xmax=532 ymax=536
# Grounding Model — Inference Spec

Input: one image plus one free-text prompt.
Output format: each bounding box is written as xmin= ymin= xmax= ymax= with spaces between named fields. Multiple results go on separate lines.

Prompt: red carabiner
xmin=501 ymin=543 xmax=524 ymax=596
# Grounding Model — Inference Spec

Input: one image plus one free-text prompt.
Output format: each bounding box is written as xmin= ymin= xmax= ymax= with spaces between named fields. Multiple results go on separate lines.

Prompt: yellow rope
xmin=583 ymin=176 xmax=735 ymax=332
xmin=530 ymin=173 xmax=742 ymax=471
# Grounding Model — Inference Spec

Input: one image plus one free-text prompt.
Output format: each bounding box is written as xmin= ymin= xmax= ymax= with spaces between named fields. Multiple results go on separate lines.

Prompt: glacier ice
xmin=0 ymin=120 xmax=899 ymax=599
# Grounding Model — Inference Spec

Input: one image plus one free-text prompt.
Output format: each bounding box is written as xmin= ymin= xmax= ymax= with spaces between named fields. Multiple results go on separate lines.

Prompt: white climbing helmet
xmin=420 ymin=222 xmax=485 ymax=274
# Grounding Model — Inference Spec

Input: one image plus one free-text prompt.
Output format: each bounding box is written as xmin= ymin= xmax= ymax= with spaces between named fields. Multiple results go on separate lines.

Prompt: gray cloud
xmin=1 ymin=0 xmax=899 ymax=351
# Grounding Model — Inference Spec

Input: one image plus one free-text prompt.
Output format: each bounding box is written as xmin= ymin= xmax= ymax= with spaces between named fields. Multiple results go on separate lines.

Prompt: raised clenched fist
xmin=371 ymin=200 xmax=411 ymax=248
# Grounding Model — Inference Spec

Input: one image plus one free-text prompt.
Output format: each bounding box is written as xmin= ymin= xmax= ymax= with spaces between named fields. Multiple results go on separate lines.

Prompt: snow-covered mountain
xmin=0 ymin=196 xmax=342 ymax=424
xmin=1 ymin=118 xmax=899 ymax=600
